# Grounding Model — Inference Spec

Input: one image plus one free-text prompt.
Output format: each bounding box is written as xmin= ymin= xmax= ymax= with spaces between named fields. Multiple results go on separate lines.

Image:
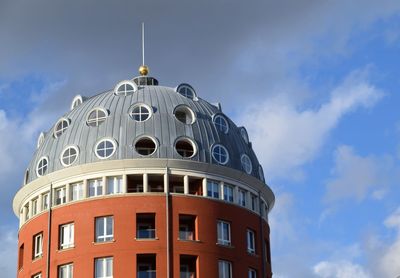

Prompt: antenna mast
xmin=142 ymin=22 xmax=145 ymax=66
xmin=138 ymin=22 xmax=149 ymax=76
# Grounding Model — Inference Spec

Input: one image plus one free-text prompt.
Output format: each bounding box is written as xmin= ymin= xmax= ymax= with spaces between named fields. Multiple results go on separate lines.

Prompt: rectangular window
xmin=55 ymin=187 xmax=66 ymax=205
xmin=59 ymin=223 xmax=74 ymax=249
xmin=137 ymin=254 xmax=156 ymax=278
xmin=217 ymin=220 xmax=231 ymax=246
xmin=248 ymin=268 xmax=257 ymax=278
xmin=223 ymin=184 xmax=234 ymax=203
xmin=32 ymin=273 xmax=42 ymax=278
xmin=250 ymin=193 xmax=258 ymax=211
xmin=32 ymin=198 xmax=38 ymax=216
xmin=18 ymin=244 xmax=24 ymax=270
xmin=89 ymin=179 xmax=103 ymax=197
xmin=107 ymin=176 xmax=123 ymax=195
xmin=247 ymin=229 xmax=256 ymax=254
xmin=136 ymin=213 xmax=156 ymax=239
xmin=70 ymin=182 xmax=84 ymax=201
xmin=238 ymin=189 xmax=247 ymax=207
xmin=179 ymin=215 xmax=196 ymax=241
xmin=25 ymin=204 xmax=30 ymax=221
xmin=218 ymin=260 xmax=232 ymax=278
xmin=95 ymin=216 xmax=114 ymax=242
xmin=33 ymin=232 xmax=43 ymax=259
xmin=95 ymin=257 xmax=113 ymax=278
xmin=42 ymin=192 xmax=50 ymax=210
xmin=58 ymin=263 xmax=73 ymax=278
xmin=207 ymin=180 xmax=219 ymax=199
xmin=180 ymin=255 xmax=197 ymax=278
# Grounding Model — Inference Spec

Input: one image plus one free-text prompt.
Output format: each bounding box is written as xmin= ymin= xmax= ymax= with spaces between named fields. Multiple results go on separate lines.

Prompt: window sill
xmin=177 ymin=238 xmax=201 ymax=243
xmin=58 ymin=246 xmax=75 ymax=252
xmin=135 ymin=237 xmax=159 ymax=241
xmin=32 ymin=254 xmax=43 ymax=262
xmin=93 ymin=240 xmax=115 ymax=245
xmin=216 ymin=243 xmax=234 ymax=248
xmin=247 ymin=251 xmax=258 ymax=257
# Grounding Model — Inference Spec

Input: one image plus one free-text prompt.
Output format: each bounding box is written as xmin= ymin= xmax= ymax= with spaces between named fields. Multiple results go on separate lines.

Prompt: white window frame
xmin=70 ymin=94 xmax=83 ymax=110
xmin=42 ymin=192 xmax=50 ymax=210
xmin=32 ymin=273 xmax=42 ymax=278
xmin=238 ymin=189 xmax=247 ymax=207
xmin=241 ymin=154 xmax=253 ymax=174
xmin=251 ymin=193 xmax=258 ymax=211
xmin=218 ymin=260 xmax=232 ymax=278
xmin=87 ymin=107 xmax=108 ymax=127
xmin=174 ymin=137 xmax=197 ymax=158
xmin=58 ymin=263 xmax=73 ymax=278
xmin=248 ymin=268 xmax=257 ymax=278
xmin=55 ymin=187 xmax=66 ymax=205
xmin=114 ymin=80 xmax=137 ymax=96
xmin=36 ymin=157 xmax=48 ymax=177
xmin=59 ymin=223 xmax=74 ymax=250
xmin=89 ymin=179 xmax=103 ymax=197
xmin=32 ymin=198 xmax=38 ymax=216
xmin=95 ymin=257 xmax=113 ymax=278
xmin=71 ymin=182 xmax=84 ymax=201
xmin=240 ymin=127 xmax=249 ymax=144
xmin=213 ymin=114 xmax=229 ymax=134
xmin=95 ymin=216 xmax=114 ymax=242
xmin=217 ymin=220 xmax=231 ymax=246
xmin=207 ymin=180 xmax=220 ymax=199
xmin=129 ymin=103 xmax=152 ymax=122
xmin=211 ymin=144 xmax=229 ymax=165
xmin=173 ymin=105 xmax=196 ymax=125
xmin=33 ymin=233 xmax=43 ymax=258
xmin=258 ymin=165 xmax=265 ymax=182
xmin=247 ymin=229 xmax=256 ymax=254
xmin=60 ymin=146 xmax=79 ymax=167
xmin=95 ymin=138 xmax=117 ymax=159
xmin=134 ymin=136 xmax=158 ymax=156
xmin=106 ymin=176 xmax=123 ymax=195
xmin=223 ymin=184 xmax=234 ymax=203
xmin=53 ymin=118 xmax=70 ymax=138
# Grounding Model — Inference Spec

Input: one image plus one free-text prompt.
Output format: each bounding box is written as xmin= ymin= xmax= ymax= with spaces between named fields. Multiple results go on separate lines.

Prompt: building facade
xmin=13 ymin=71 xmax=275 ymax=278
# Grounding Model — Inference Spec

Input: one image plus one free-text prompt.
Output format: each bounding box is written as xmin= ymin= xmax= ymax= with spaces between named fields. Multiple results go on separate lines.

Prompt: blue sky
xmin=1 ymin=1 xmax=400 ymax=277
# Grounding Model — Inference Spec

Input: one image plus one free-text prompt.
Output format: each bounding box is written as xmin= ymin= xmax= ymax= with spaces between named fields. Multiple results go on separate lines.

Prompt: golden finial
xmin=138 ymin=23 xmax=149 ymax=76
xmin=139 ymin=65 xmax=149 ymax=76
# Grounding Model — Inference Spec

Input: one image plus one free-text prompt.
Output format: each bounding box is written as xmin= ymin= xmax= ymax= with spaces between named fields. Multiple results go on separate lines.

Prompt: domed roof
xmin=24 ymin=77 xmax=265 ymax=185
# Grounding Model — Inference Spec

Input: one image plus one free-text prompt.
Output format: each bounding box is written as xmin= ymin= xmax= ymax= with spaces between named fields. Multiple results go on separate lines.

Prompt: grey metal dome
xmin=24 ymin=77 xmax=265 ymax=184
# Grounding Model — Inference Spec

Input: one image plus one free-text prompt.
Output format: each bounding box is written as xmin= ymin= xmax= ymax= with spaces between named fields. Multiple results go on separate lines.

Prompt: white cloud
xmin=324 ymin=145 xmax=398 ymax=203
xmin=313 ymin=260 xmax=371 ymax=278
xmin=240 ymin=69 xmax=383 ymax=181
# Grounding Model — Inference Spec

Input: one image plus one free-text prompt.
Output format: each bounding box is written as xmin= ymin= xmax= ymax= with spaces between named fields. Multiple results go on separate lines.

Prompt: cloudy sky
xmin=1 ymin=0 xmax=400 ymax=277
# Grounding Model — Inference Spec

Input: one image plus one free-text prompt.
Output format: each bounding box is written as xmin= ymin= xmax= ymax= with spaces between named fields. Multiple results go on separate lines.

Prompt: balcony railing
xmin=179 ymin=231 xmax=194 ymax=240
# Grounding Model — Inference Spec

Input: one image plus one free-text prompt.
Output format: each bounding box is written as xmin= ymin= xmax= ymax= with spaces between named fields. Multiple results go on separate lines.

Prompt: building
xmin=13 ymin=64 xmax=275 ymax=278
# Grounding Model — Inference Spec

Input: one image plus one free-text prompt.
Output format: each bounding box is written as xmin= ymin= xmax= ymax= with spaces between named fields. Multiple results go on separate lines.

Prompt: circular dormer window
xmin=54 ymin=118 xmax=70 ymax=138
xmin=259 ymin=165 xmax=265 ymax=182
xmin=60 ymin=146 xmax=79 ymax=167
xmin=87 ymin=108 xmax=109 ymax=127
xmin=36 ymin=157 xmax=49 ymax=177
xmin=95 ymin=138 xmax=117 ymax=159
xmin=213 ymin=114 xmax=229 ymax=134
xmin=176 ymin=84 xmax=197 ymax=100
xmin=174 ymin=105 xmax=196 ymax=124
xmin=241 ymin=154 xmax=252 ymax=174
xmin=129 ymin=103 xmax=152 ymax=122
xmin=211 ymin=144 xmax=229 ymax=165
xmin=240 ymin=127 xmax=249 ymax=144
xmin=70 ymin=95 xmax=83 ymax=110
xmin=175 ymin=138 xmax=197 ymax=158
xmin=115 ymin=81 xmax=137 ymax=96
xmin=134 ymin=136 xmax=158 ymax=156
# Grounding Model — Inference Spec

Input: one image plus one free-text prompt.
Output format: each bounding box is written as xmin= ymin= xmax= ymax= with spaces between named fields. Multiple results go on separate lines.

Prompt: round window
xmin=129 ymin=104 xmax=152 ymax=122
xmin=134 ymin=136 xmax=157 ymax=156
xmin=115 ymin=81 xmax=136 ymax=96
xmin=95 ymin=139 xmax=117 ymax=159
xmin=37 ymin=132 xmax=45 ymax=149
xmin=87 ymin=108 xmax=108 ymax=127
xmin=61 ymin=146 xmax=79 ymax=167
xmin=259 ymin=165 xmax=265 ymax=182
xmin=211 ymin=144 xmax=229 ymax=165
xmin=213 ymin=115 xmax=229 ymax=134
xmin=174 ymin=105 xmax=195 ymax=124
xmin=54 ymin=118 xmax=70 ymax=138
xmin=240 ymin=127 xmax=249 ymax=144
xmin=36 ymin=157 xmax=49 ymax=177
xmin=71 ymin=95 xmax=83 ymax=110
xmin=241 ymin=154 xmax=252 ymax=174
xmin=175 ymin=138 xmax=196 ymax=158
xmin=177 ymin=84 xmax=196 ymax=99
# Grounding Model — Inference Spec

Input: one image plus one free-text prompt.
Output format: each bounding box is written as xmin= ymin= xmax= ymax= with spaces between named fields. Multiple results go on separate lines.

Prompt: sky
xmin=1 ymin=0 xmax=400 ymax=277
